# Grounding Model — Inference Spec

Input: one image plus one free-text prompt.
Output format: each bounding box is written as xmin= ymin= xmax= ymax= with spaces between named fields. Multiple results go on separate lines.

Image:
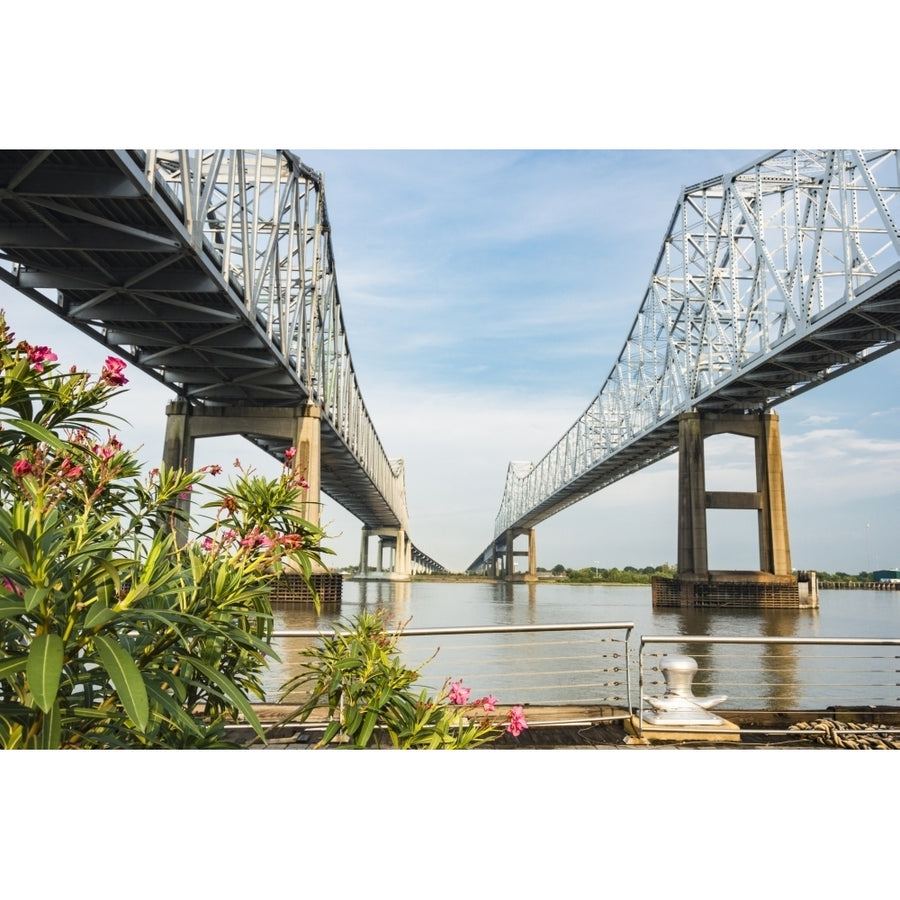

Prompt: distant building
xmin=873 ymin=569 xmax=900 ymax=582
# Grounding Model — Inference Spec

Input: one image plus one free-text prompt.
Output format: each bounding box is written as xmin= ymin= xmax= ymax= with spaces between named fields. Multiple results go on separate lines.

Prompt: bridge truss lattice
xmin=482 ymin=149 xmax=900 ymax=561
xmin=142 ymin=150 xmax=410 ymax=531
xmin=0 ymin=150 xmax=445 ymax=566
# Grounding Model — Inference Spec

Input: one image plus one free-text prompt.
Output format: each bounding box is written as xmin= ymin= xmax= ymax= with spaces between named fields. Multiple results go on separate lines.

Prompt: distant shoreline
xmin=387 ymin=574 xmax=898 ymax=590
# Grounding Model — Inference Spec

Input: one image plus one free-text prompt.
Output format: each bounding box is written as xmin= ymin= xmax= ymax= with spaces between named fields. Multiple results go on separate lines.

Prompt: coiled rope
xmin=789 ymin=718 xmax=900 ymax=749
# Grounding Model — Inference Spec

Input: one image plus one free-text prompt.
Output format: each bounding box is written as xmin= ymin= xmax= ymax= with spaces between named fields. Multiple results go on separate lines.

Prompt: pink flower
xmin=3 ymin=576 xmax=23 ymax=597
xmin=506 ymin=706 xmax=528 ymax=737
xmin=239 ymin=528 xmax=270 ymax=549
xmin=27 ymin=344 xmax=58 ymax=372
xmin=284 ymin=446 xmax=297 ymax=461
xmin=12 ymin=459 xmax=32 ymax=477
xmin=481 ymin=694 xmax=497 ymax=712
xmin=201 ymin=536 xmax=215 ymax=551
xmin=447 ymin=680 xmax=470 ymax=705
xmin=297 ymin=475 xmax=310 ymax=490
xmin=92 ymin=434 xmax=122 ymax=460
xmin=100 ymin=356 xmax=128 ymax=386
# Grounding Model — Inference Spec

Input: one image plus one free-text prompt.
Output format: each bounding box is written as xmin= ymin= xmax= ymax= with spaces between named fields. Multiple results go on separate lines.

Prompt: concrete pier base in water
xmin=270 ymin=572 xmax=343 ymax=604
xmin=651 ymin=570 xmax=819 ymax=608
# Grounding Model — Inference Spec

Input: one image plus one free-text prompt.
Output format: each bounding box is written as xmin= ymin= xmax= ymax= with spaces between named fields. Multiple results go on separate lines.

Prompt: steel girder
xmin=0 ymin=150 xmax=442 ymax=565
xmin=473 ymin=150 xmax=900 ymax=569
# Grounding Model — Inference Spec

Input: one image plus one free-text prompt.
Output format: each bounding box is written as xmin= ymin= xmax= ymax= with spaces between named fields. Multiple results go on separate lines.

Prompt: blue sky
xmin=3 ymin=149 xmax=899 ymax=575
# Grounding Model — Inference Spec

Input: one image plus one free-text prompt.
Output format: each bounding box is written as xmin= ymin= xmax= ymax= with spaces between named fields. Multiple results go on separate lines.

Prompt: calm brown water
xmin=261 ymin=581 xmax=900 ymax=710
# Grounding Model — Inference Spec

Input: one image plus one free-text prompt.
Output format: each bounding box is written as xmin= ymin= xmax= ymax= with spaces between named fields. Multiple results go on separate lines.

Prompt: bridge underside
xmin=0 ymin=149 xmax=446 ymax=575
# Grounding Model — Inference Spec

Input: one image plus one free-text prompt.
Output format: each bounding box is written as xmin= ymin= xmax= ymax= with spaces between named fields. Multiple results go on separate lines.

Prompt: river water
xmin=261 ymin=580 xmax=900 ymax=711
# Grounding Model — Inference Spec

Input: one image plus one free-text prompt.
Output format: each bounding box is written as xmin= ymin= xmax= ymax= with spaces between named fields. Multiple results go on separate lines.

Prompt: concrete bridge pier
xmin=494 ymin=527 xmax=537 ymax=581
xmin=161 ymin=399 xmax=344 ymax=604
xmin=653 ymin=410 xmax=816 ymax=608
xmin=162 ymin=399 xmax=323 ymax=543
xmin=358 ymin=526 xmax=411 ymax=581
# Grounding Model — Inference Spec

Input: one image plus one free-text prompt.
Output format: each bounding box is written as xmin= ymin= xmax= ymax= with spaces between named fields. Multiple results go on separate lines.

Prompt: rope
xmin=789 ymin=718 xmax=900 ymax=749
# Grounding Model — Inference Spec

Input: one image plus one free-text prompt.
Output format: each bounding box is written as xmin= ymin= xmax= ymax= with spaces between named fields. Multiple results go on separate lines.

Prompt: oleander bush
xmin=0 ymin=310 xmax=330 ymax=748
xmin=278 ymin=609 xmax=527 ymax=748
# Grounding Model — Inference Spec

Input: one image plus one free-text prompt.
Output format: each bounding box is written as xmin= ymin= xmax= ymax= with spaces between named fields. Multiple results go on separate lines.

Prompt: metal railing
xmin=270 ymin=622 xmax=635 ymax=728
xmin=638 ymin=635 xmax=900 ymax=739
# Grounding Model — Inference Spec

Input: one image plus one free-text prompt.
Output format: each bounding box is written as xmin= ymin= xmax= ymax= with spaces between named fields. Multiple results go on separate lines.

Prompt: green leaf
xmin=23 ymin=586 xmax=49 ymax=613
xmin=0 ymin=597 xmax=26 ymax=619
xmin=144 ymin=680 xmax=202 ymax=738
xmin=319 ymin=719 xmax=342 ymax=746
xmin=358 ymin=709 xmax=378 ymax=747
xmin=83 ymin=600 xmax=115 ymax=630
xmin=187 ymin=656 xmax=265 ymax=743
xmin=0 ymin=654 xmax=27 ymax=679
xmin=7 ymin=418 xmax=66 ymax=449
xmin=11 ymin=529 xmax=35 ymax=567
xmin=94 ymin=634 xmax=150 ymax=732
xmin=38 ymin=700 xmax=61 ymax=749
xmin=115 ymin=580 xmax=149 ymax=610
xmin=26 ymin=633 xmax=64 ymax=714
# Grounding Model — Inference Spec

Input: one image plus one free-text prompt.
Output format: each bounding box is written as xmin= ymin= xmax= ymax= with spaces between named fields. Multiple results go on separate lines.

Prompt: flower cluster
xmin=447 ymin=679 xmax=528 ymax=737
xmin=100 ymin=355 xmax=128 ymax=386
xmin=24 ymin=343 xmax=58 ymax=372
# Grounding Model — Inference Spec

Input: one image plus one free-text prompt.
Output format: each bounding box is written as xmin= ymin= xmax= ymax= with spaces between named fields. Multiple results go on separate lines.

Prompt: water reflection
xmin=262 ymin=581 xmax=898 ymax=708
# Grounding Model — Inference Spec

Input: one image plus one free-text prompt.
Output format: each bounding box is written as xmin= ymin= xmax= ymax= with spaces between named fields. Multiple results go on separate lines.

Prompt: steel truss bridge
xmin=0 ymin=149 xmax=445 ymax=574
xmin=469 ymin=149 xmax=900 ymax=573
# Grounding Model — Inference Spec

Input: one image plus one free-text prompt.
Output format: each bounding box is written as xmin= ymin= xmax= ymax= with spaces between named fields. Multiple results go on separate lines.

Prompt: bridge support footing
xmin=652 ymin=570 xmax=818 ymax=608
xmin=270 ymin=572 xmax=343 ymax=604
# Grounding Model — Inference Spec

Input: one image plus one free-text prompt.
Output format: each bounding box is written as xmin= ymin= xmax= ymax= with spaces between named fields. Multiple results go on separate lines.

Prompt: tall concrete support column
xmin=758 ymin=413 xmax=792 ymax=576
xmin=163 ymin=400 xmax=197 ymax=545
xmin=394 ymin=528 xmax=410 ymax=578
xmin=163 ymin=400 xmax=196 ymax=472
xmin=527 ymin=528 xmax=537 ymax=580
xmin=359 ymin=527 xmax=370 ymax=576
xmin=676 ymin=410 xmax=792 ymax=577
xmin=505 ymin=529 xmax=515 ymax=578
xmin=677 ymin=412 xmax=708 ymax=576
xmin=293 ymin=402 xmax=322 ymax=527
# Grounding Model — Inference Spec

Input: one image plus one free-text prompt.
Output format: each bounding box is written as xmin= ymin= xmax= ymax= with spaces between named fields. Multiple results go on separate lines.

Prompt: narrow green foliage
xmin=0 ymin=309 xmax=333 ymax=749
xmin=279 ymin=611 xmax=503 ymax=749
xmin=93 ymin=634 xmax=150 ymax=732
xmin=26 ymin=633 xmax=63 ymax=713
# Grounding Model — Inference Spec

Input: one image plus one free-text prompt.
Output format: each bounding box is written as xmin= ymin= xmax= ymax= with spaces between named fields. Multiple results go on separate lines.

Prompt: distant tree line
xmin=542 ymin=563 xmax=676 ymax=584
xmin=812 ymin=570 xmax=874 ymax=584
xmin=541 ymin=565 xmax=877 ymax=584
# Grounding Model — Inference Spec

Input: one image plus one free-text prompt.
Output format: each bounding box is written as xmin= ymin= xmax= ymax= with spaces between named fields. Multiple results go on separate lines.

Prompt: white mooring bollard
xmin=643 ymin=655 xmax=729 ymax=727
